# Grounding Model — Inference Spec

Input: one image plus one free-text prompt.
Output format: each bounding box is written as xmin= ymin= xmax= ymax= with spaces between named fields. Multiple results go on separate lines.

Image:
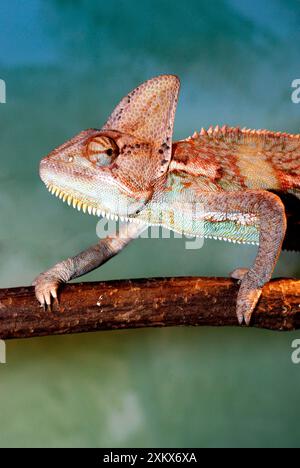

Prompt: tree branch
xmin=0 ymin=277 xmax=299 ymax=339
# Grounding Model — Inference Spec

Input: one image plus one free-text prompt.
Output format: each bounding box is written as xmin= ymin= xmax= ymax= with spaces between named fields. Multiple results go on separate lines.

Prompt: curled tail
xmin=288 ymin=184 xmax=300 ymax=200
xmin=274 ymin=190 xmax=300 ymax=251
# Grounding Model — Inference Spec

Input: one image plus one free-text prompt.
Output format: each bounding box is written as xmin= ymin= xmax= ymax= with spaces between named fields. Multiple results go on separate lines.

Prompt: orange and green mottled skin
xmin=33 ymin=75 xmax=299 ymax=325
xmin=172 ymin=127 xmax=300 ymax=195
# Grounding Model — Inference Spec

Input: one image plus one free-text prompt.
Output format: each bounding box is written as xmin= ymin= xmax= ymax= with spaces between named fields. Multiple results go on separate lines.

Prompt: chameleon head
xmin=39 ymin=74 xmax=180 ymax=220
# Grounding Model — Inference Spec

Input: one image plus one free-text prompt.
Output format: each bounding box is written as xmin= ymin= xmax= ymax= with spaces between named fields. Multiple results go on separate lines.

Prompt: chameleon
xmin=33 ymin=75 xmax=300 ymax=325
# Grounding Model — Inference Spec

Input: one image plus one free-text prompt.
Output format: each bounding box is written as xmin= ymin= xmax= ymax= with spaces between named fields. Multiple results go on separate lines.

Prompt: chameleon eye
xmin=86 ymin=136 xmax=119 ymax=167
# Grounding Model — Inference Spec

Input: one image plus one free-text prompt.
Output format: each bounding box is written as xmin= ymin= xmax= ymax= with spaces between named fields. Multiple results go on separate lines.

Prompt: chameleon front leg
xmin=204 ymin=190 xmax=287 ymax=325
xmin=33 ymin=222 xmax=146 ymax=307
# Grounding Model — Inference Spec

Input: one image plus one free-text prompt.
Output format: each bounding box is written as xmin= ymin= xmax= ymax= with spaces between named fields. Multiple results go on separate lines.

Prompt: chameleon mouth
xmin=45 ymin=183 xmax=142 ymax=223
xmin=45 ymin=183 xmax=258 ymax=244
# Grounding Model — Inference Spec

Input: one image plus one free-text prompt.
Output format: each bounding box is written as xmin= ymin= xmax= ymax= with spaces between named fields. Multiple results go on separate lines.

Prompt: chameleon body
xmin=34 ymin=75 xmax=300 ymax=325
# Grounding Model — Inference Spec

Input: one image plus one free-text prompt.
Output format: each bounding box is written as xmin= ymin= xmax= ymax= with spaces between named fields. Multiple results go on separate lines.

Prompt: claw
xmin=36 ymin=290 xmax=46 ymax=308
xmin=244 ymin=314 xmax=252 ymax=327
xmin=50 ymin=288 xmax=58 ymax=310
xmin=44 ymin=290 xmax=51 ymax=307
xmin=237 ymin=312 xmax=244 ymax=325
xmin=50 ymin=288 xmax=57 ymax=299
xmin=40 ymin=301 xmax=46 ymax=312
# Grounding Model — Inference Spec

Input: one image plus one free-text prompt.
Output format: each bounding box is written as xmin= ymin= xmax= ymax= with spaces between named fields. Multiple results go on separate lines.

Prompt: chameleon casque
xmin=34 ymin=75 xmax=300 ymax=325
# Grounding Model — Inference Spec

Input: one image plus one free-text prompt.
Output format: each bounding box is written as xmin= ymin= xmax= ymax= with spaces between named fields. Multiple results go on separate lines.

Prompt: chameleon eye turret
xmin=86 ymin=135 xmax=119 ymax=167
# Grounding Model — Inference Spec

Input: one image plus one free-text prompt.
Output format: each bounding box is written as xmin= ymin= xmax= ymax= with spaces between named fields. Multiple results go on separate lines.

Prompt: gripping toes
xmin=32 ymin=273 xmax=61 ymax=309
xmin=235 ymin=270 xmax=264 ymax=325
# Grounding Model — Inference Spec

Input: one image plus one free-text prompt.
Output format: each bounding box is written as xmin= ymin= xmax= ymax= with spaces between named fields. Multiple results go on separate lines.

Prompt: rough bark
xmin=0 ymin=277 xmax=299 ymax=339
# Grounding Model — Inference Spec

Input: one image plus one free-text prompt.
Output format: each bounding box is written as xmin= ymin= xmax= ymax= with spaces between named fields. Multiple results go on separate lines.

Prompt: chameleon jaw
xmin=45 ymin=183 xmax=259 ymax=245
xmin=45 ymin=183 xmax=142 ymax=223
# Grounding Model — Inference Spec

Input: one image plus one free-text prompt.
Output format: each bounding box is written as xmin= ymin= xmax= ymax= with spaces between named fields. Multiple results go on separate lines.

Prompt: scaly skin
xmin=33 ymin=75 xmax=299 ymax=325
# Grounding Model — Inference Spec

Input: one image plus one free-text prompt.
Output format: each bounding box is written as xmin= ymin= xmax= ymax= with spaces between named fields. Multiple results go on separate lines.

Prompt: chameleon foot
xmin=33 ymin=259 xmax=74 ymax=309
xmin=32 ymin=272 xmax=61 ymax=309
xmin=235 ymin=269 xmax=263 ymax=325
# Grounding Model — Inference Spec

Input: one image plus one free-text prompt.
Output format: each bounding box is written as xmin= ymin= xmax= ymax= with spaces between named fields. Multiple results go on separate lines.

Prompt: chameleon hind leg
xmin=205 ymin=190 xmax=287 ymax=325
xmin=33 ymin=222 xmax=146 ymax=308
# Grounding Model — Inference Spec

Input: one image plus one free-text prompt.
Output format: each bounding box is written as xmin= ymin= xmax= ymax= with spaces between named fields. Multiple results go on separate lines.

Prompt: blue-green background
xmin=0 ymin=0 xmax=300 ymax=448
